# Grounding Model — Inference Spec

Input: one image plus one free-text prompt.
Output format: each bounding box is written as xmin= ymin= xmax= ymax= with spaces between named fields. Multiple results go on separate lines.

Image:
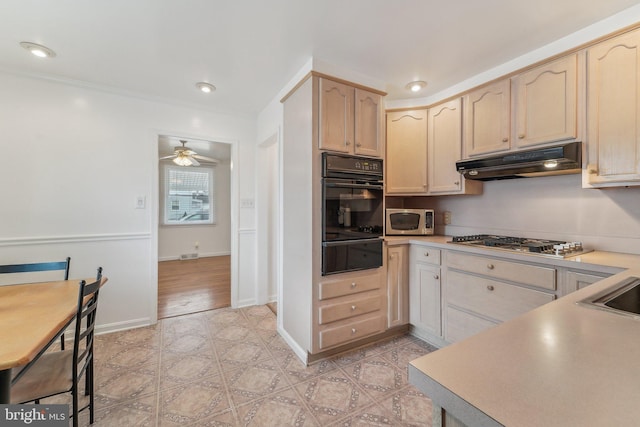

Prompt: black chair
xmin=0 ymin=257 xmax=71 ymax=349
xmin=10 ymin=267 xmax=103 ymax=427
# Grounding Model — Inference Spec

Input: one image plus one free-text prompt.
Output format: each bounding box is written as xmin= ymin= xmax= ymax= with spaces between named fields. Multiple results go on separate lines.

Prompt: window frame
xmin=161 ymin=164 xmax=216 ymax=226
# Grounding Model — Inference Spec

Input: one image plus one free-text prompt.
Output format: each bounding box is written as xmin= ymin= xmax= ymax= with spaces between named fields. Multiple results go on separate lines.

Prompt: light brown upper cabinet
xmin=318 ymin=77 xmax=384 ymax=158
xmin=513 ymin=53 xmax=580 ymax=148
xmin=429 ymin=99 xmax=483 ymax=195
xmin=463 ymin=79 xmax=511 ymax=157
xmin=386 ymin=109 xmax=428 ymax=194
xmin=585 ymin=29 xmax=640 ymax=187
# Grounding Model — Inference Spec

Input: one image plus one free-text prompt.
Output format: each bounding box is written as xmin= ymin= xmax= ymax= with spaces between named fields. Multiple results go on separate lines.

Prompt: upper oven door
xmin=322 ymin=178 xmax=384 ymax=241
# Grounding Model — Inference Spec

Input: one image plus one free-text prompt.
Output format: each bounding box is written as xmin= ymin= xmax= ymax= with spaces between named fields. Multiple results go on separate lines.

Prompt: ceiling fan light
xmin=173 ymin=155 xmax=193 ymax=166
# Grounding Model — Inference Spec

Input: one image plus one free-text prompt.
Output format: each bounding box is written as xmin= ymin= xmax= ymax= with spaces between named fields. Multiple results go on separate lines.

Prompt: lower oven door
xmin=322 ymin=239 xmax=383 ymax=276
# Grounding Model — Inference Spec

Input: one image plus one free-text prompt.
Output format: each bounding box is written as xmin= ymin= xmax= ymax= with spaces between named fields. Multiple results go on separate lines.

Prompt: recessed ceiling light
xmin=20 ymin=41 xmax=56 ymax=58
xmin=196 ymin=82 xmax=216 ymax=93
xmin=406 ymin=80 xmax=427 ymax=92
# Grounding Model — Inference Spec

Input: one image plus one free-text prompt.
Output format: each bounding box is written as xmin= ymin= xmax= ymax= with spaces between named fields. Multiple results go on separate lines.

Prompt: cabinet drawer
xmin=318 ymin=271 xmax=381 ymax=300
xmin=447 ymin=270 xmax=555 ymax=323
xmin=319 ymin=315 xmax=385 ymax=349
xmin=410 ymin=246 xmax=441 ymax=265
xmin=445 ymin=305 xmax=498 ymax=343
xmin=447 ymin=251 xmax=556 ymax=290
xmin=319 ymin=294 xmax=382 ymax=325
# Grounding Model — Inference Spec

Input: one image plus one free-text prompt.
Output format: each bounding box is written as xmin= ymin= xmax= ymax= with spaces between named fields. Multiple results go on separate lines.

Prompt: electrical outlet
xmin=195 ymin=241 xmax=199 ymax=249
xmin=443 ymin=211 xmax=452 ymax=225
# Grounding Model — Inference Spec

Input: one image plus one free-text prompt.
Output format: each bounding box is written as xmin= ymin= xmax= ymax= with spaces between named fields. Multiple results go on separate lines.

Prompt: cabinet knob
xmin=502 ymin=137 xmax=508 ymax=142
xmin=390 ymin=253 xmax=396 ymax=260
xmin=434 ymin=275 xmax=439 ymax=280
xmin=424 ymin=252 xmax=429 ymax=256
xmin=351 ymin=305 xmax=356 ymax=311
xmin=346 ymin=140 xmax=351 ymax=146
xmin=356 ymin=143 xmax=362 ymax=147
xmin=487 ymin=285 xmax=495 ymax=291
xmin=587 ymin=165 xmax=598 ymax=174
xmin=518 ymin=134 xmax=525 ymax=139
xmin=487 ymin=264 xmax=495 ymax=270
xmin=454 ymin=181 xmax=460 ymax=185
xmin=351 ymin=328 xmax=357 ymax=334
xmin=351 ymin=282 xmax=357 ymax=288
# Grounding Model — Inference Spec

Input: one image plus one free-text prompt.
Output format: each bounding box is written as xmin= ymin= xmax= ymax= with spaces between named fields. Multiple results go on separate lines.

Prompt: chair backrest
xmin=0 ymin=257 xmax=71 ymax=280
xmin=73 ymin=267 xmax=102 ymax=382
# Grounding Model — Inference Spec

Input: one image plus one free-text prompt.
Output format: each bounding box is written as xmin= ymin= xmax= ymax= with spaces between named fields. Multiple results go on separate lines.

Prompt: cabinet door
xmin=564 ymin=270 xmax=610 ymax=295
xmin=387 ymin=245 xmax=409 ymax=328
xmin=409 ymin=262 xmax=441 ymax=336
xmin=319 ymin=78 xmax=354 ymax=153
xmin=514 ymin=54 xmax=578 ymax=148
xmin=354 ymin=88 xmax=383 ymax=157
xmin=586 ymin=29 xmax=640 ymax=186
xmin=428 ymin=98 xmax=464 ymax=193
xmin=463 ymin=79 xmax=511 ymax=157
xmin=385 ymin=109 xmax=428 ymax=194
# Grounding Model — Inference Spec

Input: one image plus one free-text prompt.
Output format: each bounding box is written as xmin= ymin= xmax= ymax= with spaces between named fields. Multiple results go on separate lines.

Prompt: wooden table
xmin=0 ymin=277 xmax=107 ymax=403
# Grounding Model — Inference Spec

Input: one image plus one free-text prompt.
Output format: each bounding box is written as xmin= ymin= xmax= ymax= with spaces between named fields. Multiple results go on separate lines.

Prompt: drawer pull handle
xmin=434 ymin=275 xmax=439 ymax=280
xmin=502 ymin=137 xmax=508 ymax=142
xmin=351 ymin=305 xmax=356 ymax=311
xmin=518 ymin=134 xmax=525 ymax=139
xmin=351 ymin=282 xmax=357 ymax=288
xmin=454 ymin=181 xmax=460 ymax=185
xmin=487 ymin=264 xmax=495 ymax=270
xmin=487 ymin=285 xmax=495 ymax=291
xmin=351 ymin=328 xmax=357 ymax=334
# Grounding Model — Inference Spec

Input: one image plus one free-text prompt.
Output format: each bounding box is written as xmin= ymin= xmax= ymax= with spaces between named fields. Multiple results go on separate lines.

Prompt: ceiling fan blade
xmin=189 ymin=156 xmax=201 ymax=166
xmin=193 ymin=154 xmax=219 ymax=163
xmin=159 ymin=154 xmax=177 ymax=160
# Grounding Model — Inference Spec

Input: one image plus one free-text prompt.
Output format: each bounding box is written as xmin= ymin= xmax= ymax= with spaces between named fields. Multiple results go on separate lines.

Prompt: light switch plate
xmin=135 ymin=196 xmax=146 ymax=209
xmin=240 ymin=198 xmax=255 ymax=208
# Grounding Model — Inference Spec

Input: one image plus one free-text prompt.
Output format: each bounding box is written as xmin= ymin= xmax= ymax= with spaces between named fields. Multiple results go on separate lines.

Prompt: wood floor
xmin=158 ymin=256 xmax=231 ymax=319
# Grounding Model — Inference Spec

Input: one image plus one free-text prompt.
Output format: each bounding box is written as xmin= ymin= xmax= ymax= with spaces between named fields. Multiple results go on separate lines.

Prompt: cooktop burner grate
xmin=449 ymin=234 xmax=592 ymax=258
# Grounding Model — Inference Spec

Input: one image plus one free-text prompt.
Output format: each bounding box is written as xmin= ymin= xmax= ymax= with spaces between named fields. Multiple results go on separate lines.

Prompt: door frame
xmin=150 ymin=130 xmax=239 ymax=323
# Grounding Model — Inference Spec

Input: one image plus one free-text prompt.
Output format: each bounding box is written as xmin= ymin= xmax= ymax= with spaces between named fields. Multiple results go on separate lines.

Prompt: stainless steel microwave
xmin=386 ymin=209 xmax=434 ymax=235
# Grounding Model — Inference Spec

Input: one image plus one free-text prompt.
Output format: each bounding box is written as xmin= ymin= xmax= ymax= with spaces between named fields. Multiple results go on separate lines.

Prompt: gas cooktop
xmin=449 ymin=234 xmax=592 ymax=259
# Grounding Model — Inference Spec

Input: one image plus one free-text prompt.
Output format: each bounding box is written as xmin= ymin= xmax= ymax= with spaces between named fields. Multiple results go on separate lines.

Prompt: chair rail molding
xmin=0 ymin=232 xmax=151 ymax=247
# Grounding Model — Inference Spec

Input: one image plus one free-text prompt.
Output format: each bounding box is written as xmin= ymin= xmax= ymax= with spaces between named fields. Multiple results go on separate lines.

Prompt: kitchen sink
xmin=578 ymin=277 xmax=640 ymax=319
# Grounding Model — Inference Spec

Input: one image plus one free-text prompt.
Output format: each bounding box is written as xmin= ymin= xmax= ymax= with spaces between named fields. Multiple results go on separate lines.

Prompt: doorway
xmin=157 ymin=135 xmax=232 ymax=319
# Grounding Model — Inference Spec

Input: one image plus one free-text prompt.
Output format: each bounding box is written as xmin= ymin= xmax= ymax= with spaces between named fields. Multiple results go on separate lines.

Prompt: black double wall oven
xmin=322 ymin=153 xmax=384 ymax=275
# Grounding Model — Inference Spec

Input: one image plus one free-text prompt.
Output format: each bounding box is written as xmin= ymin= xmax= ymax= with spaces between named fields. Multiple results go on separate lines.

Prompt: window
xmin=163 ymin=165 xmax=215 ymax=225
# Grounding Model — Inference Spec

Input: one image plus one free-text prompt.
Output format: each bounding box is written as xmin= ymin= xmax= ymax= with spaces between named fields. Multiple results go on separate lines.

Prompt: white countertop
xmin=407 ymin=239 xmax=640 ymax=426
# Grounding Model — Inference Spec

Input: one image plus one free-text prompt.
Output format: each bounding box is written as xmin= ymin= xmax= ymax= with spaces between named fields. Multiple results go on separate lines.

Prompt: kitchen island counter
xmin=408 ymin=266 xmax=640 ymax=426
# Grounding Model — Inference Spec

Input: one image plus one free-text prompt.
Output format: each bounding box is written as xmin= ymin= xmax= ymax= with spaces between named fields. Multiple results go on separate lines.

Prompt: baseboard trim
xmin=409 ymin=325 xmax=448 ymax=349
xmin=95 ymin=317 xmax=154 ymax=335
xmin=158 ymin=251 xmax=231 ymax=262
xmin=277 ymin=326 xmax=309 ymax=365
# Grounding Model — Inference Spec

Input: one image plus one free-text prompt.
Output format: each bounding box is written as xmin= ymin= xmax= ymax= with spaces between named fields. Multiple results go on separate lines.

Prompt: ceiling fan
xmin=160 ymin=140 xmax=219 ymax=166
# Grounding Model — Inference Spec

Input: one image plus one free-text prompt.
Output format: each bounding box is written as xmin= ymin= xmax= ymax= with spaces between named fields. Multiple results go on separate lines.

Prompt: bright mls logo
xmin=1 ymin=405 xmax=68 ymax=426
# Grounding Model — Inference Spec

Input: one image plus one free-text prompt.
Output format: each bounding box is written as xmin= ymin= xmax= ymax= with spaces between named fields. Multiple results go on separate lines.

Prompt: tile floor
xmin=46 ymin=305 xmax=438 ymax=426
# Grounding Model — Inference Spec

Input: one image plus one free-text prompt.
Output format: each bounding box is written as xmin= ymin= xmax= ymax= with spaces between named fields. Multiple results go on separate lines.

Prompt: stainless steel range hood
xmin=456 ymin=141 xmax=582 ymax=181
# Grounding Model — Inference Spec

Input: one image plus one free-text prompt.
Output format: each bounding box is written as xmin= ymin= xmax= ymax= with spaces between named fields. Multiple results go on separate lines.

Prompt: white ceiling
xmin=1 ymin=1 xmax=639 ymax=117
